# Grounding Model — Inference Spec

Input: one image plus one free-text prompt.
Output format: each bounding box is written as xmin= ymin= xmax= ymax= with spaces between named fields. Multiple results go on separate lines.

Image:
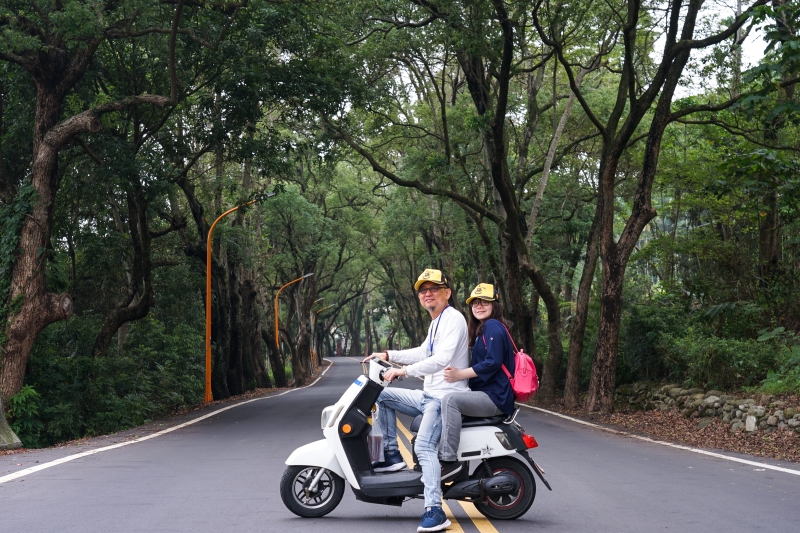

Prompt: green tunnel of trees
xmin=0 ymin=0 xmax=798 ymax=447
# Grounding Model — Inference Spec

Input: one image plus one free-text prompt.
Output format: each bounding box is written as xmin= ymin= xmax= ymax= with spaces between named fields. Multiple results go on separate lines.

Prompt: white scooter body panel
xmin=319 ymin=375 xmax=374 ymax=489
xmin=457 ymin=426 xmax=517 ymax=461
xmin=285 ymin=439 xmax=345 ymax=479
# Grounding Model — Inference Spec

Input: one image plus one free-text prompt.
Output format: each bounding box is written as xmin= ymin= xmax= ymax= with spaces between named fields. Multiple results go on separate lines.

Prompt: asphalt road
xmin=1 ymin=357 xmax=798 ymax=533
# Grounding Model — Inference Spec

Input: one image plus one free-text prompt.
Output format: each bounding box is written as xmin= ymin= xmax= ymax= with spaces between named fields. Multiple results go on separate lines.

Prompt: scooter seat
xmin=410 ymin=413 xmax=507 ymax=432
xmin=461 ymin=414 xmax=507 ymax=427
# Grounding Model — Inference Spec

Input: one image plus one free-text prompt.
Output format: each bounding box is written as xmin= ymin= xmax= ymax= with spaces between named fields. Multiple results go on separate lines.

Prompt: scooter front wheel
xmin=280 ymin=465 xmax=345 ymax=518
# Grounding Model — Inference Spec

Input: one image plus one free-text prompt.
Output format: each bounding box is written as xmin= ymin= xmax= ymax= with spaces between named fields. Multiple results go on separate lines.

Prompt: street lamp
xmin=205 ymin=193 xmax=275 ymax=403
xmin=274 ymin=273 xmax=314 ymax=350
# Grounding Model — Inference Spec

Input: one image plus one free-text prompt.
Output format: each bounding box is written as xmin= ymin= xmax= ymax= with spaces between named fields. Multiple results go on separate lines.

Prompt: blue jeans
xmin=377 ymin=388 xmax=442 ymax=508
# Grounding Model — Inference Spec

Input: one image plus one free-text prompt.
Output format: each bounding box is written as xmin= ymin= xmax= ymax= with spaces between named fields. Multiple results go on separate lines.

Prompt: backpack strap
xmin=499 ymin=322 xmax=519 ymax=353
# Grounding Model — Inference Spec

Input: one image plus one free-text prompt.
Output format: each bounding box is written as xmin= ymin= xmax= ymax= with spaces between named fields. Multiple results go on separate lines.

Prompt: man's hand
xmin=382 ymin=367 xmax=407 ymax=382
xmin=443 ymin=366 xmax=464 ymax=383
xmin=361 ymin=351 xmax=388 ymax=363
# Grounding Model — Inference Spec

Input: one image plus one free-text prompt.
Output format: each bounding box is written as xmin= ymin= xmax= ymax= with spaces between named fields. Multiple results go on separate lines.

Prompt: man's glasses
xmin=471 ymin=299 xmax=492 ymax=307
xmin=417 ymin=286 xmax=444 ymax=296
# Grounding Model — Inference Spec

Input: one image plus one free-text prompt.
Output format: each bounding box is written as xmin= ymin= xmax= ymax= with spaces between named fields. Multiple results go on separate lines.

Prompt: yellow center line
xmin=453 ymin=501 xmax=500 ymax=533
xmin=395 ymin=420 xmax=502 ymax=533
xmin=396 ymin=419 xmax=415 ymax=441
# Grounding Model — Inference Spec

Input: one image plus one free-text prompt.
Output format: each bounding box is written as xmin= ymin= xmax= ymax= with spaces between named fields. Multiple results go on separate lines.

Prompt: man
xmin=363 ymin=268 xmax=469 ymax=533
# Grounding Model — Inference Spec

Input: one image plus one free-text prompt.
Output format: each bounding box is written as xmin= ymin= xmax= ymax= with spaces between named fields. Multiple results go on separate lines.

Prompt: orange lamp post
xmin=205 ymin=196 xmax=272 ymax=403
xmin=274 ymin=273 xmax=314 ymax=350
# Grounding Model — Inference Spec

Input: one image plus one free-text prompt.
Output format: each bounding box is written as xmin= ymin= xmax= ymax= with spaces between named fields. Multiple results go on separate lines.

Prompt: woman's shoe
xmin=440 ymin=460 xmax=463 ymax=481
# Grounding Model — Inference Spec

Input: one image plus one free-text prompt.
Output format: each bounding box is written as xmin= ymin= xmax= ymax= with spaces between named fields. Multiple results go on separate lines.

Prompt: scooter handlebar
xmin=367 ymin=358 xmax=392 ymax=386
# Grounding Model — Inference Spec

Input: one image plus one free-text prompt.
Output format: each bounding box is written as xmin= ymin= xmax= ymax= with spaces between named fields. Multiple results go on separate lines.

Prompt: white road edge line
xmin=518 ymin=403 xmax=800 ymax=476
xmin=0 ymin=359 xmax=335 ymax=485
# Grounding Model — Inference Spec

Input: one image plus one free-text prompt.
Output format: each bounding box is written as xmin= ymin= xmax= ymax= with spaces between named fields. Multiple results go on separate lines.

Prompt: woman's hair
xmin=467 ymin=300 xmax=506 ymax=347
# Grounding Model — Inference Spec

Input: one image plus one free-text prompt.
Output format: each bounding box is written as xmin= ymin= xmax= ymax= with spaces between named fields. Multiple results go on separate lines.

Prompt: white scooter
xmin=280 ymin=359 xmax=551 ymax=520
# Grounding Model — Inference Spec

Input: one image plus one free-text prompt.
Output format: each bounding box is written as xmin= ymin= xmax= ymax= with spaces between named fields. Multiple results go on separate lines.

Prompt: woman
xmin=439 ymin=283 xmax=515 ymax=480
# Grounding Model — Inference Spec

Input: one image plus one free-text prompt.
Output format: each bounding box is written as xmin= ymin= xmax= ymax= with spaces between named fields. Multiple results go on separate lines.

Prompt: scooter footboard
xmin=285 ymin=439 xmax=345 ymax=480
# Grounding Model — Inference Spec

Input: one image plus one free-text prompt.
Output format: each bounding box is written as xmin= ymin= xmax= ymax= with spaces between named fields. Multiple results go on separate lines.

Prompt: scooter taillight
xmin=521 ymin=433 xmax=538 ymax=449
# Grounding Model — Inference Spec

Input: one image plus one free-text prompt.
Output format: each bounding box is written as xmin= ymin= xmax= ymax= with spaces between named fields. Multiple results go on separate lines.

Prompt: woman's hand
xmin=443 ymin=366 xmax=478 ymax=382
xmin=443 ymin=366 xmax=463 ymax=383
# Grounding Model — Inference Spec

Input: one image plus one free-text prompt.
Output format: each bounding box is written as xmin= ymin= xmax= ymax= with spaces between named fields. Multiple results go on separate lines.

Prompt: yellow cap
xmin=414 ymin=269 xmax=449 ymax=291
xmin=466 ymin=283 xmax=498 ymax=304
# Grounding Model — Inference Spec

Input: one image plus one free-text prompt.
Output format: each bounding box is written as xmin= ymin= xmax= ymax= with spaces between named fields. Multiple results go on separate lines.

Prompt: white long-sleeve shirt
xmin=387 ymin=306 xmax=469 ymax=399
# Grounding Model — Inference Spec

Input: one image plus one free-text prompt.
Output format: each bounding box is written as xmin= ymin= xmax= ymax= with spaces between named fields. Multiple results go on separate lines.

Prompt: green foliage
xmin=619 ymin=300 xmax=688 ymax=382
xmin=0 ymin=180 xmax=36 ymax=298
xmin=22 ymin=316 xmax=204 ymax=447
xmin=659 ymin=330 xmax=779 ymax=390
xmin=618 ymin=297 xmax=786 ymax=391
xmin=7 ymin=385 xmax=44 ymax=448
xmin=761 ymin=345 xmax=800 ymax=394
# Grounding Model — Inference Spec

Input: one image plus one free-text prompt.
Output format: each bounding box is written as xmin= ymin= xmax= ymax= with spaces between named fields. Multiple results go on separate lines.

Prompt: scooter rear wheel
xmin=280 ymin=465 xmax=345 ymax=518
xmin=471 ymin=457 xmax=536 ymax=520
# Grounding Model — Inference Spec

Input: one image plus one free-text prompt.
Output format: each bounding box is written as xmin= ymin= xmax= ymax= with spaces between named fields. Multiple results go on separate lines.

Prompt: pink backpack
xmin=484 ymin=323 xmax=539 ymax=402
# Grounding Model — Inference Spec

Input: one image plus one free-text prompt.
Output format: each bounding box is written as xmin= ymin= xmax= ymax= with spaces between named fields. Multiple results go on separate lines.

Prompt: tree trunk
xmin=346 ymin=298 xmax=364 ymax=357
xmin=386 ymin=327 xmax=396 ymax=350
xmin=500 ymin=243 xmax=536 ymax=360
xmin=586 ymin=256 xmax=624 ymax=413
xmin=262 ymin=328 xmax=287 ymax=387
xmin=0 ymin=88 xmax=74 ymax=400
xmin=91 ymin=182 xmax=154 ymax=358
xmin=758 ymin=187 xmax=780 ymax=277
xmin=226 ymin=262 xmax=245 ymax=396
xmin=564 ymin=212 xmax=600 ymax=409
xmin=292 ymin=285 xmax=314 ymax=386
xmin=372 ymin=321 xmax=382 ymax=352
xmin=363 ymin=309 xmax=372 ymax=356
xmin=533 ymin=267 xmax=565 ymax=405
xmin=211 ymin=261 xmax=232 ymax=399
xmin=241 ymin=279 xmax=270 ymax=388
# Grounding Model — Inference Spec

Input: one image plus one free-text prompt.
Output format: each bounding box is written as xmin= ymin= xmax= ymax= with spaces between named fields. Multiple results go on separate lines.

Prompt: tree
xmin=533 ymin=0 xmax=771 ymax=411
xmin=0 ymin=2 xmax=174 ymax=402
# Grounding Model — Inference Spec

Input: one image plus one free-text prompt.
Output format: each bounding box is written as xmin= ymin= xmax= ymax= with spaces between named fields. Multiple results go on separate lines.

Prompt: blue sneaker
xmin=417 ymin=506 xmax=451 ymax=532
xmin=372 ymin=449 xmax=406 ymax=473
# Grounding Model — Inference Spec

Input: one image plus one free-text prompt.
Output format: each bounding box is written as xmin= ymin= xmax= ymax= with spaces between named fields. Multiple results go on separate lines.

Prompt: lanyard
xmin=428 ymin=305 xmax=448 ymax=356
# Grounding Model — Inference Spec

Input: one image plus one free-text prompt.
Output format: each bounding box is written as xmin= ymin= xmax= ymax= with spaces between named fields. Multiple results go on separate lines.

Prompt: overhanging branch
xmin=321 ymin=114 xmax=504 ymax=226
xmin=42 ymin=95 xmax=172 ymax=153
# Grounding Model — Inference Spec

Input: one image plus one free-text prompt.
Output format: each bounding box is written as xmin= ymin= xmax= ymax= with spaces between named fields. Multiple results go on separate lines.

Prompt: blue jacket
xmin=469 ymin=319 xmax=516 ymax=415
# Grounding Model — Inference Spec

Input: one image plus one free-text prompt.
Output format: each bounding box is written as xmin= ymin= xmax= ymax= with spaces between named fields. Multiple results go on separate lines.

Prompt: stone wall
xmin=615 ymin=383 xmax=800 ymax=433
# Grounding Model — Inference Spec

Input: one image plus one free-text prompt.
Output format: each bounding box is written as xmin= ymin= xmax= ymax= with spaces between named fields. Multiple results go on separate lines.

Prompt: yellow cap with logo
xmin=466 ymin=283 xmax=498 ymax=304
xmin=414 ymin=269 xmax=449 ymax=291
